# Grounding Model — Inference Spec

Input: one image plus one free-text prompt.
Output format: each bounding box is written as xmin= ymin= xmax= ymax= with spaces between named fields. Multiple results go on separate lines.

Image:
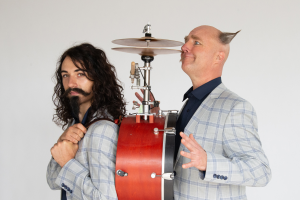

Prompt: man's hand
xmin=58 ymin=123 xmax=87 ymax=144
xmin=51 ymin=140 xmax=79 ymax=167
xmin=180 ymin=132 xmax=207 ymax=171
xmin=135 ymin=89 xmax=160 ymax=115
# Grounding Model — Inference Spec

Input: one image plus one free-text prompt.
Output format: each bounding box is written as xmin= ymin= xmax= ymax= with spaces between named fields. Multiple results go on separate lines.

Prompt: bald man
xmin=174 ymin=26 xmax=271 ymax=199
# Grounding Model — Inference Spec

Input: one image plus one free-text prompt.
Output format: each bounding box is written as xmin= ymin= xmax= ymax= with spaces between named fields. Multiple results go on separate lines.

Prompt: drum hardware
xmin=132 ymin=101 xmax=140 ymax=110
xmin=131 ymin=86 xmax=146 ymax=90
xmin=143 ymin=23 xmax=152 ymax=37
xmin=159 ymin=110 xmax=179 ymax=117
xmin=113 ymin=24 xmax=182 ymax=200
xmin=112 ymin=23 xmax=183 ymax=48
xmin=127 ymin=55 xmax=160 ymax=121
xmin=153 ymin=127 xmax=176 ymax=135
xmin=112 ymin=47 xmax=181 ymax=56
xmin=150 ymin=172 xmax=174 ymax=180
xmin=116 ymin=170 xmax=128 ymax=177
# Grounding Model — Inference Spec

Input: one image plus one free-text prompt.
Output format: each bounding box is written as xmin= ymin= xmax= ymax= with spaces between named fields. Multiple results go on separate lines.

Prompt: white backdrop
xmin=0 ymin=0 xmax=299 ymax=199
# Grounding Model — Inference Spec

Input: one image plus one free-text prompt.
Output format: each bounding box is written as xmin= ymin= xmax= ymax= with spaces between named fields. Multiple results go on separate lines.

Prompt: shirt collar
xmin=183 ymin=77 xmax=222 ymax=101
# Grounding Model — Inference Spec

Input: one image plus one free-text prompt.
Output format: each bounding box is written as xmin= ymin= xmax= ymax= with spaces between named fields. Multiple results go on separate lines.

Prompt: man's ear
xmin=216 ymin=51 xmax=225 ymax=62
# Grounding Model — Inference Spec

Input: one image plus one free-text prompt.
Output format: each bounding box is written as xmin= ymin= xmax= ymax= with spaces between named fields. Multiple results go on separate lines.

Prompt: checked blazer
xmin=174 ymin=83 xmax=271 ymax=200
xmin=47 ymin=120 xmax=119 ymax=200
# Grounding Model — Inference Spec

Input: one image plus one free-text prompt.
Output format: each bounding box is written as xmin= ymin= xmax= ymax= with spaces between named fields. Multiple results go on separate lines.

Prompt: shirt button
xmin=220 ymin=175 xmax=224 ymax=180
xmin=224 ymin=176 xmax=228 ymax=180
xmin=216 ymin=175 xmax=220 ymax=179
xmin=213 ymin=174 xmax=217 ymax=178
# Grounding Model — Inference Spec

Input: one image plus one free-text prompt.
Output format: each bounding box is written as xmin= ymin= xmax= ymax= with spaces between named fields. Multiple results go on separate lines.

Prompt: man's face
xmin=61 ymin=56 xmax=93 ymax=106
xmin=181 ymin=26 xmax=220 ymax=77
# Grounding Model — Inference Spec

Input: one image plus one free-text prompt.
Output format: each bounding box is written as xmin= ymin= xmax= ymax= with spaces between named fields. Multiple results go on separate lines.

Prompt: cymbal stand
xmin=131 ymin=55 xmax=156 ymax=121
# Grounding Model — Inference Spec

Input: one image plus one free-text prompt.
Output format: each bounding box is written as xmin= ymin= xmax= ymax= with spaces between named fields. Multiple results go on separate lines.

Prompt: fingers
xmin=60 ymin=124 xmax=86 ymax=144
xmin=60 ymin=132 xmax=79 ymax=144
xmin=180 ymin=132 xmax=202 ymax=151
xmin=74 ymin=127 xmax=85 ymax=138
xmin=133 ymin=100 xmax=140 ymax=107
xmin=135 ymin=92 xmax=143 ymax=102
xmin=180 ymin=150 xmax=192 ymax=159
xmin=135 ymin=89 xmax=157 ymax=105
xmin=180 ymin=132 xmax=207 ymax=171
xmin=180 ymin=132 xmax=197 ymax=150
xmin=69 ymin=133 xmax=81 ymax=144
xmin=182 ymin=161 xmax=195 ymax=169
xmin=180 ymin=150 xmax=197 ymax=169
xmin=74 ymin=123 xmax=87 ymax=134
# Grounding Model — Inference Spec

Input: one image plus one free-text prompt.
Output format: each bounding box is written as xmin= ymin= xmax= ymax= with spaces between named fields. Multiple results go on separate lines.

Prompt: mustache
xmin=62 ymin=87 xmax=91 ymax=98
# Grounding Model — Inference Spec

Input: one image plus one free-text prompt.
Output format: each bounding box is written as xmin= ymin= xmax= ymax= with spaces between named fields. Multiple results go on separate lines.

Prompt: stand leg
xmin=149 ymin=115 xmax=154 ymax=123
xmin=136 ymin=115 xmax=140 ymax=123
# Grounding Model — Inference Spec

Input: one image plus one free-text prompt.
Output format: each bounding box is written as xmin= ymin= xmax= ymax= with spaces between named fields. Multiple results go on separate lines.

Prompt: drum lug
xmin=116 ymin=170 xmax=128 ymax=177
xmin=153 ymin=127 xmax=176 ymax=135
xmin=151 ymin=172 xmax=174 ymax=180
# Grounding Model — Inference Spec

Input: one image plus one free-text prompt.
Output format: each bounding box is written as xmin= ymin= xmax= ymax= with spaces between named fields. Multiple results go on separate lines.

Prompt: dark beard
xmin=69 ymin=96 xmax=80 ymax=121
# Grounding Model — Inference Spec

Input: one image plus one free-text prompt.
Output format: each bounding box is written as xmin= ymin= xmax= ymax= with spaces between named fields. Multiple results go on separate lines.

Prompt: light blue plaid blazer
xmin=174 ymin=83 xmax=271 ymax=200
xmin=46 ymin=120 xmax=119 ymax=200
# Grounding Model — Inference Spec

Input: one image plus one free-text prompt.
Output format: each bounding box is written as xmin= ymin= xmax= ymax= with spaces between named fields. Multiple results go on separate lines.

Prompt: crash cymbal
xmin=112 ymin=37 xmax=184 ymax=47
xmin=112 ymin=47 xmax=181 ymax=56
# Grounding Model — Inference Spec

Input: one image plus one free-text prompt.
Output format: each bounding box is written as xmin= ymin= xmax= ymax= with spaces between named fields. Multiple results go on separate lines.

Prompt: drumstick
xmin=131 ymin=61 xmax=135 ymax=83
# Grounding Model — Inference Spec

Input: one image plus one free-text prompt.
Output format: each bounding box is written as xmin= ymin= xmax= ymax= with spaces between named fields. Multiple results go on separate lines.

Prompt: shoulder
xmin=86 ymin=120 xmax=119 ymax=140
xmin=214 ymin=84 xmax=255 ymax=112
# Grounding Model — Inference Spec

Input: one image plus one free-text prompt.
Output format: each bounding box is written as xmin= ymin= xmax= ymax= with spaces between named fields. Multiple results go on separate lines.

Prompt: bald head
xmin=181 ymin=25 xmax=240 ymax=89
xmin=189 ymin=26 xmax=238 ymax=64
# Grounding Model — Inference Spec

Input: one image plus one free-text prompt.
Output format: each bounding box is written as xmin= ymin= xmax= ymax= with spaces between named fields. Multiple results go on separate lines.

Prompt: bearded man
xmin=46 ymin=43 xmax=126 ymax=200
xmin=172 ymin=26 xmax=272 ymax=199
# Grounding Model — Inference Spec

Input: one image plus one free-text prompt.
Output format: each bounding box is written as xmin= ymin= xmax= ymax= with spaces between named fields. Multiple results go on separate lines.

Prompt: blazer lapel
xmin=174 ymin=83 xmax=227 ymax=167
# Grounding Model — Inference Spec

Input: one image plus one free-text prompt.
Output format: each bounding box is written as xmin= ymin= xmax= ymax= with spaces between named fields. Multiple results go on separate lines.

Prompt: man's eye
xmin=62 ymin=74 xmax=68 ymax=78
xmin=78 ymin=73 xmax=86 ymax=77
xmin=194 ymin=41 xmax=201 ymax=45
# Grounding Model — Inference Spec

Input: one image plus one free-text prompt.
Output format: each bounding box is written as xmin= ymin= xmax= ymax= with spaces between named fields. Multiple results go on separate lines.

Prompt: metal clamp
xmin=150 ymin=172 xmax=174 ymax=180
xmin=159 ymin=110 xmax=178 ymax=117
xmin=131 ymin=86 xmax=146 ymax=90
xmin=153 ymin=127 xmax=176 ymax=135
xmin=138 ymin=66 xmax=152 ymax=70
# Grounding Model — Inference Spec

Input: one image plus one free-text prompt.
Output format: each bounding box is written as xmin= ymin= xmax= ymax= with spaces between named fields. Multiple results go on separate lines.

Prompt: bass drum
xmin=115 ymin=112 xmax=177 ymax=200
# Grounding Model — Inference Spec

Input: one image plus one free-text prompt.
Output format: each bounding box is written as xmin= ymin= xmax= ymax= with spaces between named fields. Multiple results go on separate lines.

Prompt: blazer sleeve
xmin=46 ymin=157 xmax=62 ymax=190
xmin=54 ymin=121 xmax=119 ymax=200
xmin=203 ymin=100 xmax=272 ymax=187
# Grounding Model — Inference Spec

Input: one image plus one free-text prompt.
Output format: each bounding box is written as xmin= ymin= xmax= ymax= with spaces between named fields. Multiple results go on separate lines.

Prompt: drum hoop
xmin=161 ymin=113 xmax=169 ymax=200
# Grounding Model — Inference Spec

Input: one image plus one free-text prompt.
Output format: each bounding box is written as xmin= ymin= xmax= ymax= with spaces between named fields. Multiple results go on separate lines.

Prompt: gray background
xmin=0 ymin=0 xmax=299 ymax=199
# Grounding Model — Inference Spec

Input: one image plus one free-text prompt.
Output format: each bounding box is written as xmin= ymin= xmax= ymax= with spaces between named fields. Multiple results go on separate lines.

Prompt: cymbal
xmin=112 ymin=37 xmax=184 ymax=47
xmin=112 ymin=47 xmax=182 ymax=56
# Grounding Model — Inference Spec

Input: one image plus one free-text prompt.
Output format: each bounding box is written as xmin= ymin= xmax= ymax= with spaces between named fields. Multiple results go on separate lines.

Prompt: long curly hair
xmin=52 ymin=43 xmax=126 ymax=129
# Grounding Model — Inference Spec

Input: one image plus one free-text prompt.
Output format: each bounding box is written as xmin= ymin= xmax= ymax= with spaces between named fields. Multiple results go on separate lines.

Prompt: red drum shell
xmin=115 ymin=115 xmax=165 ymax=200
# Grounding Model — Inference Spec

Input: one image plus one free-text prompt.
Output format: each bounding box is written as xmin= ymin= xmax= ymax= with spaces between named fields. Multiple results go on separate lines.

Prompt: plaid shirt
xmin=47 ymin=120 xmax=119 ymax=200
xmin=174 ymin=83 xmax=271 ymax=200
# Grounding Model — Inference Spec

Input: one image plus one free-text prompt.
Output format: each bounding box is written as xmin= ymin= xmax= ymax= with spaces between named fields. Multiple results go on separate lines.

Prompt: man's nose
xmin=68 ymin=75 xmax=78 ymax=88
xmin=181 ymin=42 xmax=190 ymax=52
